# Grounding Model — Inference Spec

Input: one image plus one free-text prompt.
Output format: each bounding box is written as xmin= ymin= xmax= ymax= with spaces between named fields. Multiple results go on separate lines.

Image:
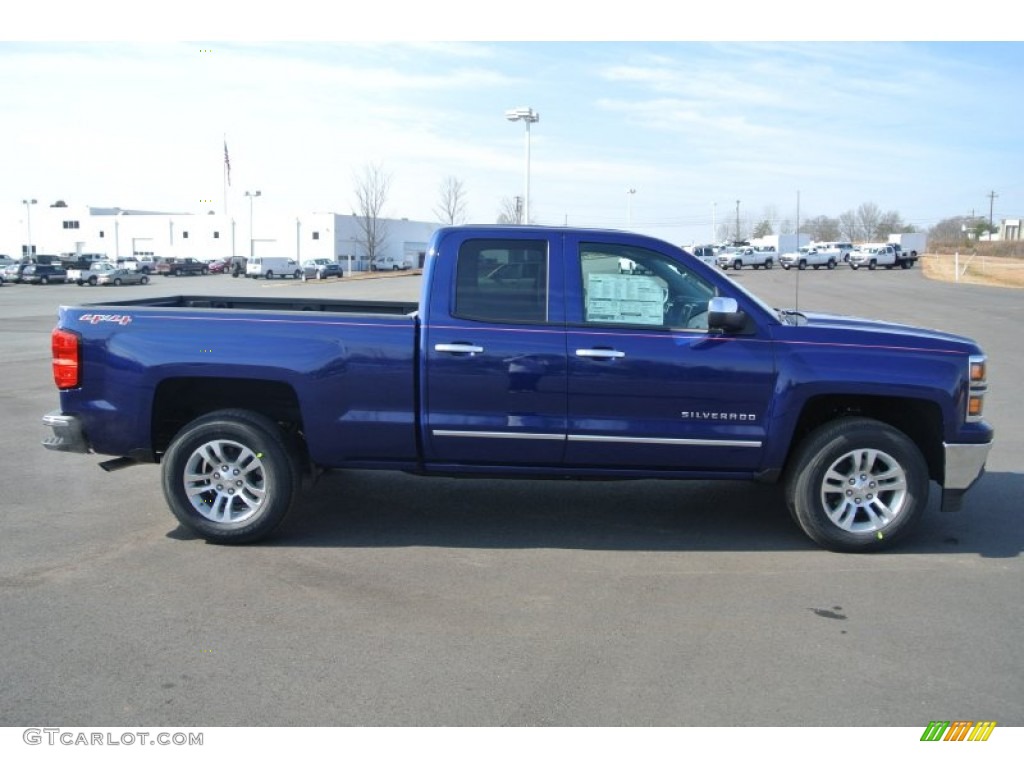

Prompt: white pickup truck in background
xmin=716 ymin=246 xmax=775 ymax=270
xmin=850 ymin=244 xmax=898 ymax=270
xmin=780 ymin=246 xmax=839 ymax=270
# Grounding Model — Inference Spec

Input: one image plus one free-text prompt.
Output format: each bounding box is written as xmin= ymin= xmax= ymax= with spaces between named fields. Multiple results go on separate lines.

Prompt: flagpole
xmin=223 ymin=135 xmax=229 ymax=216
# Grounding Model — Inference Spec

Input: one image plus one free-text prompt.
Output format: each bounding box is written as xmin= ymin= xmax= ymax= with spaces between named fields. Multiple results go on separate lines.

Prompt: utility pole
xmin=988 ymin=190 xmax=998 ymax=231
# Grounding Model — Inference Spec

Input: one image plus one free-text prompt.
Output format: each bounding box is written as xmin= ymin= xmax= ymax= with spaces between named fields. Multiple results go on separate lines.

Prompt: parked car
xmin=780 ymin=247 xmax=838 ymax=271
xmin=687 ymin=245 xmax=718 ymax=267
xmin=207 ymin=258 xmax=231 ymax=275
xmin=3 ymin=263 xmax=28 ymax=283
xmin=94 ymin=268 xmax=151 ymax=286
xmin=850 ymin=245 xmax=898 ymax=271
xmin=156 ymin=258 xmax=209 ymax=276
xmin=370 ymin=254 xmax=414 ymax=271
xmin=68 ymin=261 xmax=118 ymax=286
xmin=246 ymin=257 xmax=302 ymax=279
xmin=20 ymin=264 xmax=68 ymax=284
xmin=301 ymin=259 xmax=343 ymax=279
xmin=717 ymin=246 xmax=774 ymax=270
xmin=117 ymin=257 xmax=157 ymax=274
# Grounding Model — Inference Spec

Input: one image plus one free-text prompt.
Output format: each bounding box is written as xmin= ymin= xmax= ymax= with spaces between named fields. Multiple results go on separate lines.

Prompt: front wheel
xmin=764 ymin=260 xmax=773 ymax=270
xmin=868 ymin=260 xmax=877 ymax=271
xmin=113 ymin=277 xmax=122 ymax=286
xmin=161 ymin=409 xmax=300 ymax=544
xmin=785 ymin=417 xmax=928 ymax=552
xmin=827 ymin=259 xmax=836 ymax=270
xmin=140 ymin=275 xmax=150 ymax=285
xmin=732 ymin=260 xmax=743 ymax=270
xmin=89 ymin=275 xmax=98 ymax=286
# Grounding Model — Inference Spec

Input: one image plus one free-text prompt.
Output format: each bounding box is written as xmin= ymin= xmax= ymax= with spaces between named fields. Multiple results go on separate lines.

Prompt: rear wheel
xmin=89 ymin=275 xmax=98 ymax=285
xmin=266 ymin=271 xmax=274 ymax=280
xmin=161 ymin=409 xmax=300 ymax=544
xmin=140 ymin=275 xmax=150 ymax=285
xmin=765 ymin=259 xmax=773 ymax=270
xmin=40 ymin=276 xmax=50 ymax=285
xmin=785 ymin=417 xmax=928 ymax=552
xmin=113 ymin=277 xmax=122 ymax=286
xmin=827 ymin=259 xmax=836 ymax=270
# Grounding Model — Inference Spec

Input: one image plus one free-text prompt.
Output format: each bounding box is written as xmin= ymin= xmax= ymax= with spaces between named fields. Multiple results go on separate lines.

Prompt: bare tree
xmin=856 ymin=202 xmax=883 ymax=242
xmin=497 ymin=195 xmax=523 ymax=225
xmin=802 ymin=215 xmax=841 ymax=242
xmin=838 ymin=210 xmax=860 ymax=242
xmin=877 ymin=210 xmax=908 ymax=237
xmin=352 ymin=163 xmax=391 ymax=261
xmin=434 ymin=176 xmax=468 ymax=225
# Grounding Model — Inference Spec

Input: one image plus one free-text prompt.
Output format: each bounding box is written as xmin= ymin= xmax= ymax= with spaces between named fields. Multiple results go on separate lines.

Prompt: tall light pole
xmin=627 ymin=188 xmax=636 ymax=227
xmin=505 ymin=107 xmax=539 ymax=225
xmin=245 ymin=190 xmax=261 ymax=259
xmin=21 ymin=198 xmax=37 ymax=260
xmin=735 ymin=200 xmax=741 ymax=242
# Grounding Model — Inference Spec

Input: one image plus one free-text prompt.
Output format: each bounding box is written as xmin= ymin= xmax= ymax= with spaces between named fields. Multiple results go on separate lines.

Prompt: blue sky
xmin=3 ymin=8 xmax=1023 ymax=245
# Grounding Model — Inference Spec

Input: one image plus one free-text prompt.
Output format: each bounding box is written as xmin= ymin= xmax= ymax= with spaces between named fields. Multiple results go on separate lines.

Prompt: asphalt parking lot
xmin=0 ymin=265 xmax=1021 ymax=727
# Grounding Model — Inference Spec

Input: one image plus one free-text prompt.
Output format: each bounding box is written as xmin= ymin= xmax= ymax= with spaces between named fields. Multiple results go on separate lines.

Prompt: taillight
xmin=52 ymin=328 xmax=80 ymax=389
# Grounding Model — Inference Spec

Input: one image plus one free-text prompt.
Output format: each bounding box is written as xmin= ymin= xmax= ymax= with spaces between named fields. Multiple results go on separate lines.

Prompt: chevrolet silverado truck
xmin=41 ymin=226 xmax=993 ymax=552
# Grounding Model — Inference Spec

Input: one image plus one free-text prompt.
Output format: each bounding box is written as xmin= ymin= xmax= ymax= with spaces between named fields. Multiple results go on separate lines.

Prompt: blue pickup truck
xmin=42 ymin=226 xmax=993 ymax=552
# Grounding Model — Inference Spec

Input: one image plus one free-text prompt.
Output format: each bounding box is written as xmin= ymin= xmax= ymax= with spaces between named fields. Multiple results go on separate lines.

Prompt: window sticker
xmin=586 ymin=273 xmax=666 ymax=325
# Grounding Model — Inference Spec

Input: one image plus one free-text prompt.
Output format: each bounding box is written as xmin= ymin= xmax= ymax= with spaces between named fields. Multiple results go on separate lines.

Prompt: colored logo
xmin=920 ymin=721 xmax=996 ymax=741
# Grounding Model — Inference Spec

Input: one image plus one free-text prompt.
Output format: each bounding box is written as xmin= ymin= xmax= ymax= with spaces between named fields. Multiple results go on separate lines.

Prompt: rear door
xmin=422 ymin=232 xmax=568 ymax=467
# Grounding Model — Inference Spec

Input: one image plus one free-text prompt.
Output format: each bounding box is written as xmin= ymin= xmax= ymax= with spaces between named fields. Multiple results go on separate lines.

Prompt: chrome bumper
xmin=941 ymin=441 xmax=992 ymax=512
xmin=41 ymin=411 xmax=90 ymax=454
xmin=944 ymin=441 xmax=993 ymax=490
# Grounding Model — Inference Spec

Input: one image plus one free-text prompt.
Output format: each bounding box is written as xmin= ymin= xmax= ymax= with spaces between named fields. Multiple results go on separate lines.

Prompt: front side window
xmin=454 ymin=239 xmax=548 ymax=324
xmin=580 ymin=243 xmax=715 ymax=330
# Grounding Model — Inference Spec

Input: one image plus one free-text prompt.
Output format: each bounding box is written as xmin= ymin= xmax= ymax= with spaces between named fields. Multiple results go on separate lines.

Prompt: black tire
xmin=868 ymin=260 xmax=877 ymax=271
xmin=765 ymin=259 xmax=773 ymax=270
xmin=174 ymin=268 xmax=182 ymax=276
xmin=161 ymin=409 xmax=300 ymax=544
xmin=784 ymin=417 xmax=929 ymax=552
xmin=89 ymin=275 xmax=98 ymax=285
xmin=40 ymin=276 xmax=49 ymax=285
xmin=113 ymin=277 xmax=122 ymax=286
xmin=294 ymin=270 xmax=302 ymax=279
xmin=827 ymin=259 xmax=836 ymax=270
xmin=798 ymin=260 xmax=807 ymax=271
xmin=733 ymin=260 xmax=743 ymax=270
xmin=266 ymin=271 xmax=274 ymax=280
xmin=140 ymin=275 xmax=150 ymax=285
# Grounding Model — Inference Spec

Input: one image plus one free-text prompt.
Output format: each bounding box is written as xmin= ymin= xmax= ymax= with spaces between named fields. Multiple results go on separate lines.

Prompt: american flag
xmin=223 ymin=140 xmax=231 ymax=186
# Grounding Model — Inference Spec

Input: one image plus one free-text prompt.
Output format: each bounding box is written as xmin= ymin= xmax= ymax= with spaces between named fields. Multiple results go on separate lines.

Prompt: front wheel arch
xmin=784 ymin=417 xmax=929 ymax=552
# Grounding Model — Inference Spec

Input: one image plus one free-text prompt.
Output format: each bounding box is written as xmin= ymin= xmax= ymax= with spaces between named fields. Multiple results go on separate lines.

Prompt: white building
xmin=2 ymin=201 xmax=439 ymax=271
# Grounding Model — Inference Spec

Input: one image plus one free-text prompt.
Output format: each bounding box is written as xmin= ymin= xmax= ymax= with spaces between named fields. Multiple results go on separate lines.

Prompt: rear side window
xmin=454 ymin=239 xmax=548 ymax=324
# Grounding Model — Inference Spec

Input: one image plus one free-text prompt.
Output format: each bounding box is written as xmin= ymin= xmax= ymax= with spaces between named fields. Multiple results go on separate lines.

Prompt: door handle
xmin=575 ymin=348 xmax=626 ymax=360
xmin=435 ymin=343 xmax=485 ymax=355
